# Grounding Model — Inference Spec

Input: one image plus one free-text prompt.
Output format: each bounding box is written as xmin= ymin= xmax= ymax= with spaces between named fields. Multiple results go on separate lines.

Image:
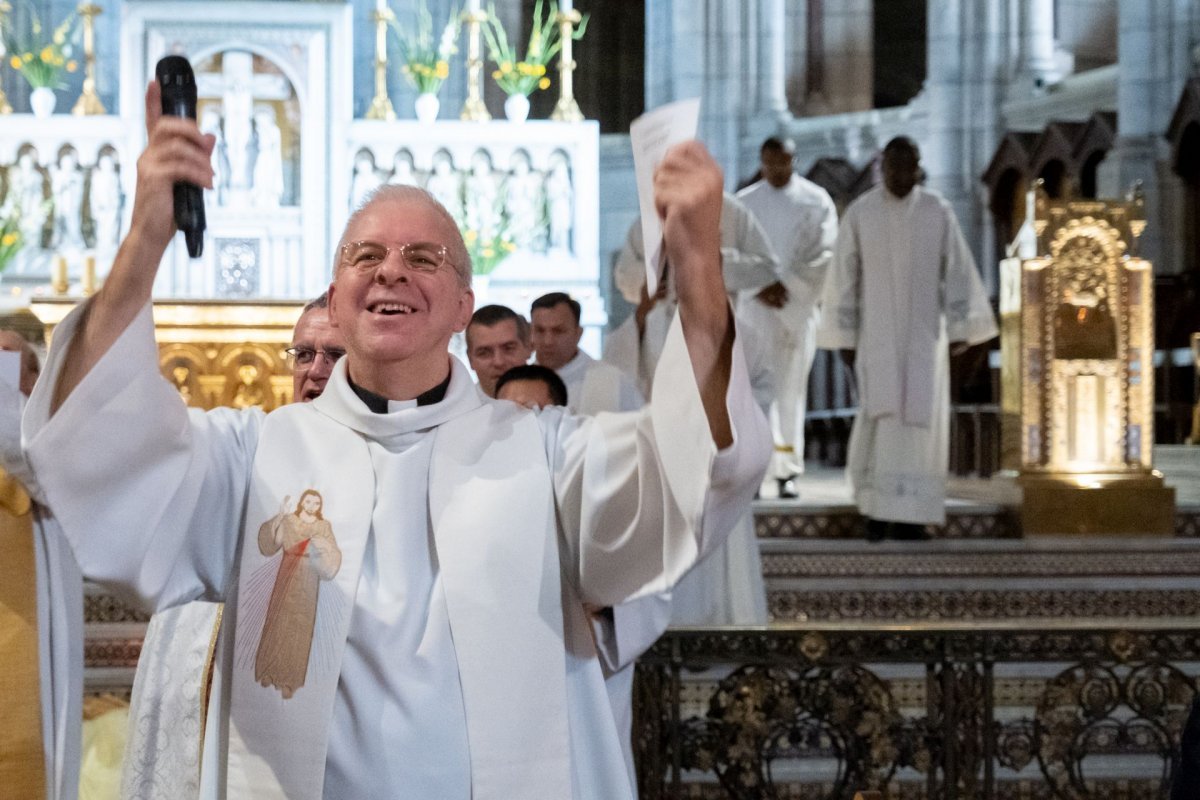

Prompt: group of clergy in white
xmin=7 ymin=77 xmax=775 ymax=800
xmin=3 ymin=82 xmax=998 ymax=794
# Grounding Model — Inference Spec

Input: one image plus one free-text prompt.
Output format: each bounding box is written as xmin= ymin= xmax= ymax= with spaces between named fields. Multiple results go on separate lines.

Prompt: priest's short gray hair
xmin=336 ymin=185 xmax=473 ymax=286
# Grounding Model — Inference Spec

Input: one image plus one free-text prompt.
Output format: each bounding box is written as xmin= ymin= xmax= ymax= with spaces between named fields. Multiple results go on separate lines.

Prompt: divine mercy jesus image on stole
xmin=253 ymin=489 xmax=343 ymax=699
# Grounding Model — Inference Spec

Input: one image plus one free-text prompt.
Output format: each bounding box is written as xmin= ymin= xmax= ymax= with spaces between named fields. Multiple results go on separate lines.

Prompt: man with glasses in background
xmin=22 ymin=80 xmax=768 ymax=800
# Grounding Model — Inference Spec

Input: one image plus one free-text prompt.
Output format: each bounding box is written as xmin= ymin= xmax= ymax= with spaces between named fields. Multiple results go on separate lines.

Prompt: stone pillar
xmin=758 ymin=0 xmax=789 ymax=119
xmin=1097 ymin=0 xmax=1195 ymax=273
xmin=924 ymin=0 xmax=971 ymax=229
xmin=1018 ymin=0 xmax=1059 ymax=88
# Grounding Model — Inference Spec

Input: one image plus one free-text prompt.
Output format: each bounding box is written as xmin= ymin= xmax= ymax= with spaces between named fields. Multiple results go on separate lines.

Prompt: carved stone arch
xmin=983 ymin=133 xmax=1038 ymax=256
xmin=1166 ymin=79 xmax=1200 ymax=275
xmin=1072 ymin=112 xmax=1117 ymax=198
xmin=1030 ymin=121 xmax=1086 ymax=199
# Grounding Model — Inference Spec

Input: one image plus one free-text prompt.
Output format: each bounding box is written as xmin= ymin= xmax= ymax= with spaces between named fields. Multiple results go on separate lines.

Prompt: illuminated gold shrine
xmin=1016 ymin=193 xmax=1175 ymax=534
xmin=30 ymin=299 xmax=304 ymax=412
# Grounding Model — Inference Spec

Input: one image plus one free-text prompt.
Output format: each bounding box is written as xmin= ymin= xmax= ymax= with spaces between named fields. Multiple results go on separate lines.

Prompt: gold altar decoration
xmin=30 ymin=299 xmax=304 ymax=412
xmin=71 ymin=3 xmax=104 ymax=116
xmin=549 ymin=8 xmax=583 ymax=122
xmin=460 ymin=8 xmax=490 ymax=121
xmin=365 ymin=5 xmax=396 ymax=121
xmin=0 ymin=2 xmax=13 ymax=114
xmin=1015 ymin=190 xmax=1175 ymax=535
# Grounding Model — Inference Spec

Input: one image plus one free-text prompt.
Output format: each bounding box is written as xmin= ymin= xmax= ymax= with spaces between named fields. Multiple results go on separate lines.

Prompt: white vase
xmin=503 ymin=93 xmax=530 ymax=123
xmin=414 ymin=92 xmax=439 ymax=124
xmin=29 ymin=87 xmax=56 ymax=118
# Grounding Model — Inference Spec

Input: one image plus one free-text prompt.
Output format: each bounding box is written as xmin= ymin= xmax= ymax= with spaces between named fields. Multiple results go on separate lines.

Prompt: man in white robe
xmin=0 ymin=330 xmax=82 ymax=800
xmin=120 ymin=293 xmax=345 ymax=800
xmin=22 ymin=82 xmax=769 ymax=800
xmin=604 ymin=197 xmax=773 ymax=629
xmin=736 ymin=137 xmax=839 ymax=499
xmin=816 ymin=136 xmax=998 ymax=540
xmin=465 ymin=304 xmax=533 ymax=397
xmin=531 ymin=291 xmax=644 ymax=415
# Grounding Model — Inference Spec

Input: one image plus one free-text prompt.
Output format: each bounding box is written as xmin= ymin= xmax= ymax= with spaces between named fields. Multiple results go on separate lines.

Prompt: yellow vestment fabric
xmin=0 ymin=469 xmax=46 ymax=800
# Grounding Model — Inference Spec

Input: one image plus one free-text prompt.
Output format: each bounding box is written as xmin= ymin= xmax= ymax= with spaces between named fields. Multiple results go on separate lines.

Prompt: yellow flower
xmin=481 ymin=247 xmax=494 ymax=258
xmin=8 ymin=56 xmax=20 ymax=70
xmin=463 ymin=229 xmax=478 ymax=244
xmin=491 ymin=69 xmax=502 ymax=80
xmin=435 ymin=61 xmax=449 ymax=78
xmin=40 ymin=46 xmax=54 ymax=62
xmin=499 ymin=61 xmax=512 ymax=74
xmin=538 ymin=77 xmax=550 ymax=90
xmin=1 ymin=233 xmax=18 ymax=247
xmin=67 ymin=60 xmax=77 ymax=72
xmin=22 ymin=53 xmax=33 ymax=63
xmin=53 ymin=31 xmax=64 ymax=45
xmin=502 ymin=241 xmax=516 ymax=252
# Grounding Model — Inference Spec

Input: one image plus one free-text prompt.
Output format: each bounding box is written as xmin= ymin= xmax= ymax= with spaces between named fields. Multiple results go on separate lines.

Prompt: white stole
xmin=221 ymin=358 xmax=573 ymax=799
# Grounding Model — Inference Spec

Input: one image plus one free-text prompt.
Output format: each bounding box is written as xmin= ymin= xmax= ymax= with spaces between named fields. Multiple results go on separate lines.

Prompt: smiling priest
xmin=21 ymin=82 xmax=770 ymax=799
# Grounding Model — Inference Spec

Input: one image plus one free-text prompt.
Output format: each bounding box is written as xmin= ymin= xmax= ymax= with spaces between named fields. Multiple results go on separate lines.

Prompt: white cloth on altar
xmin=736 ymin=175 xmax=838 ymax=479
xmin=121 ymin=601 xmax=221 ymax=800
xmin=0 ymin=383 xmax=82 ymax=800
xmin=555 ymin=349 xmax=644 ymax=415
xmin=23 ymin=300 xmax=769 ymax=800
xmin=817 ymin=185 xmax=997 ymax=524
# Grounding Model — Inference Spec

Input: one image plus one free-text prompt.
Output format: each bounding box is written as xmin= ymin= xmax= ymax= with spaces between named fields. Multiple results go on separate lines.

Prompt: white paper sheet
xmin=628 ymin=97 xmax=701 ymax=297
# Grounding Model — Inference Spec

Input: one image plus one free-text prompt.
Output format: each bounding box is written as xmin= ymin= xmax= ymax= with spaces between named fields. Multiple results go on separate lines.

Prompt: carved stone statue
xmin=51 ymin=148 xmax=85 ymax=250
xmin=464 ymin=150 xmax=499 ymax=240
xmin=503 ymin=150 xmax=544 ymax=250
xmin=545 ymin=151 xmax=573 ymax=252
xmin=252 ymin=106 xmax=284 ymax=207
xmin=350 ymin=151 xmax=382 ymax=211
xmin=6 ymin=151 xmax=47 ymax=250
xmin=221 ymin=51 xmax=256 ymax=197
xmin=389 ymin=149 xmax=418 ymax=187
xmin=425 ymin=150 xmax=463 ymax=225
xmin=89 ymin=153 xmax=122 ymax=253
xmin=200 ymin=107 xmax=228 ymax=207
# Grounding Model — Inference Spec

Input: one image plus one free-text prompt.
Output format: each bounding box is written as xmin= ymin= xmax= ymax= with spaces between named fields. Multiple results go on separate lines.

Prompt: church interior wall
xmin=1055 ymin=0 xmax=1118 ymax=72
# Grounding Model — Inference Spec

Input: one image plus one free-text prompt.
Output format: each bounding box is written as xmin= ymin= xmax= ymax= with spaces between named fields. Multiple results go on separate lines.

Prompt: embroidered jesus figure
xmin=255 ymin=489 xmax=342 ymax=698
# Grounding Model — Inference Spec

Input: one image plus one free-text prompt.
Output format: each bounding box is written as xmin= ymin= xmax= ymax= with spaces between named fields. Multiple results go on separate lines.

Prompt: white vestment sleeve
xmin=551 ymin=313 xmax=770 ymax=609
xmin=719 ymin=195 xmax=783 ymax=294
xmin=783 ymin=190 xmax=838 ymax=308
xmin=23 ymin=301 xmax=261 ymax=613
xmin=941 ymin=211 xmax=1000 ymax=346
xmin=816 ymin=205 xmax=863 ymax=350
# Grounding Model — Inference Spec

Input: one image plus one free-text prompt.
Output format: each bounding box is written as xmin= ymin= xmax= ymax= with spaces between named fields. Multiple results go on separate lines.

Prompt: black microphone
xmin=155 ymin=55 xmax=206 ymax=258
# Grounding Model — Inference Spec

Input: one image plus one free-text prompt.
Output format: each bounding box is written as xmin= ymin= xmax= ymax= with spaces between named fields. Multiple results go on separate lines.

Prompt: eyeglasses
xmin=285 ymin=347 xmax=346 ymax=370
xmin=339 ymin=240 xmax=456 ymax=275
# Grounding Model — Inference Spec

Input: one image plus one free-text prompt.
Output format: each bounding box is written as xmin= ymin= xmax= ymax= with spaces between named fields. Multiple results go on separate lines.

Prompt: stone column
xmin=759 ymin=0 xmax=789 ymax=119
xmin=1018 ymin=0 xmax=1058 ymax=88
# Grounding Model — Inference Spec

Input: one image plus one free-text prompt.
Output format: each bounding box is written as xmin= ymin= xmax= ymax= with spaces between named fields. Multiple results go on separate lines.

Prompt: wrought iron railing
xmin=633 ymin=622 xmax=1200 ymax=799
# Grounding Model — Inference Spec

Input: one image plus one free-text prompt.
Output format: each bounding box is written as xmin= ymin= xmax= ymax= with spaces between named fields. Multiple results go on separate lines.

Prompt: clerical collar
xmin=348 ymin=373 xmax=451 ymax=413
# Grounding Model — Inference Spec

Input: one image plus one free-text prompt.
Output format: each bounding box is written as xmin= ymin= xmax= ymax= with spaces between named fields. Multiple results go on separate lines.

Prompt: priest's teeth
xmin=370 ymin=302 xmax=415 ymax=314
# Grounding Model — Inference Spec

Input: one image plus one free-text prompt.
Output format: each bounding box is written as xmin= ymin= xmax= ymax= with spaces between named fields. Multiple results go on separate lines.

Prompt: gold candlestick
xmin=51 ymin=255 xmax=69 ymax=295
xmin=550 ymin=9 xmax=583 ymax=122
xmin=459 ymin=9 xmax=490 ymax=121
xmin=0 ymin=2 xmax=13 ymax=114
xmin=71 ymin=3 xmax=105 ymax=115
xmin=365 ymin=7 xmax=396 ymax=120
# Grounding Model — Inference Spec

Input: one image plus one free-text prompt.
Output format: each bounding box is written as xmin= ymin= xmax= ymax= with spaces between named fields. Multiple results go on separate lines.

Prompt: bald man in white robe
xmin=817 ymin=137 xmax=997 ymax=540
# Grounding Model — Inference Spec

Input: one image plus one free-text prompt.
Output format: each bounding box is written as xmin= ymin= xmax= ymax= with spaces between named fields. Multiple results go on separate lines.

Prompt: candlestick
xmin=51 ymin=255 xmax=69 ymax=295
xmin=550 ymin=9 xmax=583 ymax=122
xmin=365 ymin=5 xmax=396 ymax=120
xmin=459 ymin=8 xmax=490 ymax=121
xmin=0 ymin=2 xmax=13 ymax=114
xmin=82 ymin=254 xmax=96 ymax=295
xmin=71 ymin=3 xmax=106 ymax=115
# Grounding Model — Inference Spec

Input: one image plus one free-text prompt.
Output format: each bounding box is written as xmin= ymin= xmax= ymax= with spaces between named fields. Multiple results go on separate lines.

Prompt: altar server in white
xmin=0 ymin=330 xmax=82 ymax=800
xmin=817 ymin=136 xmax=997 ymax=539
xmin=120 ymin=293 xmax=345 ymax=800
xmin=23 ymin=82 xmax=769 ymax=800
xmin=531 ymin=291 xmax=643 ymax=414
xmin=737 ymin=137 xmax=838 ymax=499
xmin=605 ymin=198 xmax=776 ymax=629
